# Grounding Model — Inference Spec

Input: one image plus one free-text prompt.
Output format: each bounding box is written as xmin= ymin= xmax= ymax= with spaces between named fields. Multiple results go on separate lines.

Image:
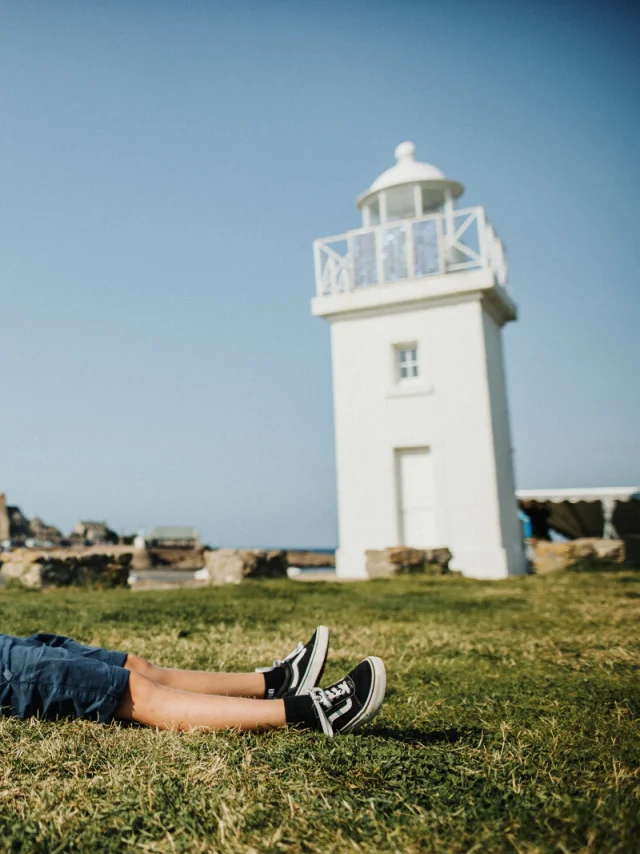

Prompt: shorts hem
xmin=107 ymin=651 xmax=128 ymax=669
xmin=99 ymin=666 xmax=130 ymax=723
xmin=0 ymin=668 xmax=131 ymax=724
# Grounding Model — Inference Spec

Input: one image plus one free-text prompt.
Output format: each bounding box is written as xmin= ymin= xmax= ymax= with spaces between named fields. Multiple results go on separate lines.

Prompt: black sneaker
xmin=256 ymin=626 xmax=329 ymax=699
xmin=309 ymin=657 xmax=386 ymax=737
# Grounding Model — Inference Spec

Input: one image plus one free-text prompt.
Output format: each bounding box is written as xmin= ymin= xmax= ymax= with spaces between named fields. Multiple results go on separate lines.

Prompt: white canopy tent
xmin=516 ymin=487 xmax=640 ymax=540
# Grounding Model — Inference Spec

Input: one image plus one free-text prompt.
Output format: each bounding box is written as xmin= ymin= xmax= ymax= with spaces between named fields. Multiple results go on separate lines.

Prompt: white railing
xmin=313 ymin=206 xmax=508 ymax=297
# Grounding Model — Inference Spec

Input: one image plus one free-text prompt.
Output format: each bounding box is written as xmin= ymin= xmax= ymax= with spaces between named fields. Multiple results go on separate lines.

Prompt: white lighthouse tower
xmin=312 ymin=141 xmax=526 ymax=580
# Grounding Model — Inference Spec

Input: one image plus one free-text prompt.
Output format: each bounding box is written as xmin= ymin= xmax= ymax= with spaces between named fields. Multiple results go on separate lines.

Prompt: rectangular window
xmin=396 ymin=344 xmax=419 ymax=382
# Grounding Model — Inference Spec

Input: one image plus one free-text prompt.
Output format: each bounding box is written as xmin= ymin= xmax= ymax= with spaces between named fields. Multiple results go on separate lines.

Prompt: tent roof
xmin=516 ymin=487 xmax=640 ymax=539
xmin=516 ymin=487 xmax=639 ymax=504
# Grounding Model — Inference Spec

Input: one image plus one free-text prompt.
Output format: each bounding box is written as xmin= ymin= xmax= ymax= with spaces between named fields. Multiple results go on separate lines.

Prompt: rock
xmin=573 ymin=540 xmax=599 ymax=560
xmin=0 ymin=548 xmax=131 ymax=589
xmin=531 ymin=541 xmax=573 ymax=574
xmin=592 ymin=539 xmax=625 ymax=562
xmin=148 ymin=547 xmax=206 ymax=570
xmin=286 ymin=550 xmax=336 ymax=568
xmin=1 ymin=555 xmax=43 ymax=588
xmin=205 ymin=549 xmax=288 ymax=585
xmin=366 ymin=546 xmax=452 ymax=578
xmin=531 ymin=538 xmax=626 ymax=574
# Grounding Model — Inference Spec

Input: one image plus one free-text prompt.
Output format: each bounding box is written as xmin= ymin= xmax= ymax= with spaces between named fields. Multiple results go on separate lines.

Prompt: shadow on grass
xmin=364 ymin=726 xmax=483 ymax=746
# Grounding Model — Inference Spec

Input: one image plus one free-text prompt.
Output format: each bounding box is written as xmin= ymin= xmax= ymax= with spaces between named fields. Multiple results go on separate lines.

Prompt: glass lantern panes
xmin=398 ymin=346 xmax=419 ymax=381
xmin=413 ymin=219 xmax=440 ymax=276
xmin=382 ymin=225 xmax=408 ymax=282
xmin=386 ymin=186 xmax=416 ymax=222
xmin=352 ymin=231 xmax=378 ymax=287
xmin=367 ymin=199 xmax=380 ymax=226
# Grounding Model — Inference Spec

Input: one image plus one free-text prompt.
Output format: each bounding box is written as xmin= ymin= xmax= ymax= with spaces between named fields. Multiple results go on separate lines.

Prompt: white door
xmin=397 ymin=448 xmax=438 ymax=547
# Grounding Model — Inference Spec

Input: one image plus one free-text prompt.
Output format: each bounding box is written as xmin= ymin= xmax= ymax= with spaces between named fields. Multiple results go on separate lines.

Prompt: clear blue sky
xmin=1 ymin=0 xmax=638 ymax=547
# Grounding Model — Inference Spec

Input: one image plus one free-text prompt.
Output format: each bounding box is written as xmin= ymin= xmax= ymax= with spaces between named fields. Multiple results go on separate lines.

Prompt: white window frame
xmin=395 ymin=343 xmax=419 ymax=384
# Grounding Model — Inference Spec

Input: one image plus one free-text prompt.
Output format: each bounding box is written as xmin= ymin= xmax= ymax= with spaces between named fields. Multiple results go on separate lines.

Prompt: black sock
xmin=263 ymin=666 xmax=287 ymax=699
xmin=283 ymin=694 xmax=318 ymax=730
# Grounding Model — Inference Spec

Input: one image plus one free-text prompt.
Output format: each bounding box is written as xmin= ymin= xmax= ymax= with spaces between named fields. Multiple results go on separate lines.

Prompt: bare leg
xmin=114 ymin=670 xmax=287 ymax=732
xmin=124 ymin=654 xmax=266 ymax=698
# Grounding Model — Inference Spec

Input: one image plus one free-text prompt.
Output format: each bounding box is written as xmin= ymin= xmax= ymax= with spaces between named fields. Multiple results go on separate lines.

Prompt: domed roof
xmin=357 ymin=141 xmax=464 ymax=210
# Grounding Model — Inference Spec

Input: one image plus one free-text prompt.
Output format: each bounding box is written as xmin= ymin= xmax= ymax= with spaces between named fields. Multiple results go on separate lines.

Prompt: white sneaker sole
xmin=295 ymin=624 xmax=329 ymax=695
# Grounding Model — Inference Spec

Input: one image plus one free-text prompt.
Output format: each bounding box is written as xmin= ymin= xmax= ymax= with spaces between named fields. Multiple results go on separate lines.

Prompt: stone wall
xmin=1 ymin=548 xmax=132 ymax=589
xmin=148 ymin=547 xmax=206 ymax=570
xmin=205 ymin=549 xmax=288 ymax=585
xmin=286 ymin=550 xmax=336 ymax=568
xmin=529 ymin=537 xmax=628 ymax=575
xmin=366 ymin=546 xmax=452 ymax=578
xmin=529 ymin=538 xmax=629 ymax=574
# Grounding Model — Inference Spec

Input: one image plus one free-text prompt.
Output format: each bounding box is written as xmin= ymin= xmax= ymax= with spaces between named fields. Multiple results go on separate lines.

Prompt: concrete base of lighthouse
xmin=336 ymin=544 xmax=527 ymax=581
xmin=335 ymin=547 xmax=368 ymax=580
xmin=448 ymin=544 xmax=527 ymax=580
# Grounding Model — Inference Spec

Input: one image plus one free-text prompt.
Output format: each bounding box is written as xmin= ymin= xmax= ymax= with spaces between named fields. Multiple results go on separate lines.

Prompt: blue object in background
xmin=518 ymin=510 xmax=533 ymax=540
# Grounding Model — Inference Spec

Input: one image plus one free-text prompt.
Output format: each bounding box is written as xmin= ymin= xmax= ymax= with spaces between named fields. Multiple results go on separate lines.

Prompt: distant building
xmin=147 ymin=526 xmax=200 ymax=548
xmin=28 ymin=517 xmax=63 ymax=545
xmin=0 ymin=493 xmax=62 ymax=546
xmin=7 ymin=504 xmax=31 ymax=542
xmin=72 ymin=521 xmax=118 ymax=545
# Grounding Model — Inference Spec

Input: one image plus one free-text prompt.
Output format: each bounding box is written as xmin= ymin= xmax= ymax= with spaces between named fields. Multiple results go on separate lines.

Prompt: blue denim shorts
xmin=0 ymin=632 xmax=130 ymax=723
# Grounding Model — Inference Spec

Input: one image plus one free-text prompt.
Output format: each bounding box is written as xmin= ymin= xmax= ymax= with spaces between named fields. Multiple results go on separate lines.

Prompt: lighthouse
xmin=312 ymin=141 xmax=526 ymax=580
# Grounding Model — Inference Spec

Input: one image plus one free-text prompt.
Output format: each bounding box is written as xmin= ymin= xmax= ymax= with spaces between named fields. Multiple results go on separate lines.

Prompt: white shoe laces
xmin=309 ymin=680 xmax=351 ymax=738
xmin=309 ymin=680 xmax=350 ymax=710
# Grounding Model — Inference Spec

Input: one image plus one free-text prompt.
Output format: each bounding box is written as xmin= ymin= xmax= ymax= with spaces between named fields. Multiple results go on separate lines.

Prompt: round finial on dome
xmin=357 ymin=140 xmax=465 ymax=211
xmin=394 ymin=141 xmax=416 ymax=162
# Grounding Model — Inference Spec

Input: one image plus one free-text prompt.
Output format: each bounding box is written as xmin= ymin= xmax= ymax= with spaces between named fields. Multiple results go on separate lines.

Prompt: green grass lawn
xmin=0 ymin=567 xmax=638 ymax=853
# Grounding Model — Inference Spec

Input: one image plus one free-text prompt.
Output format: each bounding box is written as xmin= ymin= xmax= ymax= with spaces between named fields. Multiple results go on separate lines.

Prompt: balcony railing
xmin=313 ymin=206 xmax=508 ymax=297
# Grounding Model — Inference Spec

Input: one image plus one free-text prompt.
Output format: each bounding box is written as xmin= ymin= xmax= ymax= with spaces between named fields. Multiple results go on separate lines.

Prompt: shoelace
xmin=309 ymin=680 xmax=350 ymax=710
xmin=255 ymin=642 xmax=304 ymax=673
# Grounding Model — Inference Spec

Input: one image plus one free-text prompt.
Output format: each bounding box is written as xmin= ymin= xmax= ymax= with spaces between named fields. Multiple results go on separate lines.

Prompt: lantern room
xmin=357 ymin=141 xmax=464 ymax=226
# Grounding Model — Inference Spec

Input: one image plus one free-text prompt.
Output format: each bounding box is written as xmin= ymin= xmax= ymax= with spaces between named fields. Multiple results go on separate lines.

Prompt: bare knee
xmin=114 ymin=670 xmax=168 ymax=726
xmin=124 ymin=654 xmax=177 ymax=688
xmin=124 ymin=653 xmax=159 ymax=680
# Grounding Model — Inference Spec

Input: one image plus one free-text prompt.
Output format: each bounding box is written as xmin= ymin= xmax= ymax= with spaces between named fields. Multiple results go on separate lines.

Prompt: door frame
xmin=394 ymin=445 xmax=436 ymax=547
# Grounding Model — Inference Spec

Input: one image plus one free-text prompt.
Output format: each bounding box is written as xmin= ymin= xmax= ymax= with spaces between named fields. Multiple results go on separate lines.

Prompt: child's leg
xmin=123 ymin=626 xmax=330 ymax=699
xmin=20 ymin=635 xmax=266 ymax=698
xmin=115 ymin=670 xmax=286 ymax=732
xmin=124 ymin=655 xmax=266 ymax=698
